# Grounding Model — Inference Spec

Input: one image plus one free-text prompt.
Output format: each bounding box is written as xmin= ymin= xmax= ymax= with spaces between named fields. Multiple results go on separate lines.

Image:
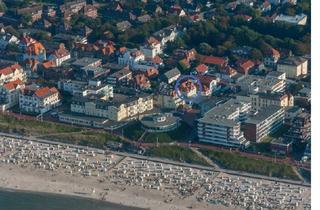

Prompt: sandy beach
xmin=0 ymin=136 xmax=310 ymax=210
xmin=0 ymin=165 xmax=231 ymax=210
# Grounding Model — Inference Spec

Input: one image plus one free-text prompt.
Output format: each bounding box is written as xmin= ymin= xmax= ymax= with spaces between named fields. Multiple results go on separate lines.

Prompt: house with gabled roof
xmin=19 ymin=84 xmax=61 ymax=114
xmin=0 ymin=79 xmax=25 ymax=111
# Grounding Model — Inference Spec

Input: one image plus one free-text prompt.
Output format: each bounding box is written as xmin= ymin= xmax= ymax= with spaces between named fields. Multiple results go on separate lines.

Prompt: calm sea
xmin=0 ymin=189 xmax=148 ymax=210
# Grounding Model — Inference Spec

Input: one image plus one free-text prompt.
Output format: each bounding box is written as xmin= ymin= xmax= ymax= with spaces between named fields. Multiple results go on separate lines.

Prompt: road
xmin=0 ymin=131 xmax=310 ymax=188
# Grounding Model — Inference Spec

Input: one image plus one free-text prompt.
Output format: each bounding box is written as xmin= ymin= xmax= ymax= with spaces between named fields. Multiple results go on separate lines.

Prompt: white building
xmin=71 ymin=94 xmax=153 ymax=121
xmin=274 ymin=14 xmax=308 ymax=26
xmin=140 ymin=36 xmax=162 ymax=59
xmin=19 ymin=85 xmax=60 ymax=114
xmin=0 ymin=28 xmax=20 ymax=50
xmin=277 ymin=56 xmax=308 ymax=78
xmin=153 ymin=25 xmax=178 ymax=47
xmin=48 ymin=43 xmax=71 ymax=66
xmin=0 ymin=79 xmax=25 ymax=111
xmin=243 ymin=105 xmax=285 ymax=142
xmin=0 ymin=64 xmax=26 ymax=85
xmin=58 ymin=80 xmax=113 ymax=98
xmin=118 ymin=49 xmax=145 ymax=68
xmin=197 ymin=99 xmax=252 ymax=147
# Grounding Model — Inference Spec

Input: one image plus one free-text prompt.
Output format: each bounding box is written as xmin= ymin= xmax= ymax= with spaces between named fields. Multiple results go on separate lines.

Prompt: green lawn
xmin=0 ymin=114 xmax=81 ymax=135
xmin=147 ymin=145 xmax=210 ymax=166
xmin=200 ymin=149 xmax=299 ymax=180
xmin=43 ymin=131 xmax=122 ymax=149
xmin=0 ymin=114 xmax=122 ymax=149
xmin=144 ymin=122 xmax=192 ymax=143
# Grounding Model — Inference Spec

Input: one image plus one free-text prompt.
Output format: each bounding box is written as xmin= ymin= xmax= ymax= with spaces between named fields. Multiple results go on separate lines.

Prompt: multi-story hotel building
xmin=71 ymin=93 xmax=153 ymax=121
xmin=242 ymin=105 xmax=285 ymax=142
xmin=19 ymin=85 xmax=60 ymax=114
xmin=197 ymin=99 xmax=251 ymax=148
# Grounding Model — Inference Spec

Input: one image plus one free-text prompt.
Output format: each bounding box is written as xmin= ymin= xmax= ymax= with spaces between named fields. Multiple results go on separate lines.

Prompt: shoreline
xmin=0 ymin=135 xmax=310 ymax=210
xmin=0 ymin=165 xmax=215 ymax=210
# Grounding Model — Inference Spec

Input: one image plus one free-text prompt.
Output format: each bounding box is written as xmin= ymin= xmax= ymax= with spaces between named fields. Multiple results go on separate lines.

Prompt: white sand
xmin=0 ymin=165 xmax=235 ymax=210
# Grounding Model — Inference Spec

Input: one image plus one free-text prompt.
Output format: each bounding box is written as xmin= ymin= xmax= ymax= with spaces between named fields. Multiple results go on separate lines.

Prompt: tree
xmin=199 ymin=42 xmax=213 ymax=55
xmin=250 ymin=48 xmax=263 ymax=61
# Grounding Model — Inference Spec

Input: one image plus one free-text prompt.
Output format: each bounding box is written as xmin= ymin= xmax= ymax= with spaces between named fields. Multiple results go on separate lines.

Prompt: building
xmin=71 ymin=93 xmax=153 ymax=121
xmin=237 ymin=75 xmax=286 ymax=94
xmin=20 ymin=35 xmax=46 ymax=62
xmin=72 ymin=57 xmax=101 ymax=69
xmin=116 ymin=21 xmax=132 ymax=32
xmin=249 ymin=92 xmax=294 ymax=109
xmin=270 ymin=138 xmax=293 ymax=155
xmin=0 ymin=28 xmax=20 ymax=50
xmin=264 ymin=48 xmax=280 ymax=67
xmin=284 ymin=112 xmax=311 ymax=142
xmin=19 ymin=85 xmax=60 ymax=114
xmin=0 ymin=79 xmax=25 ymax=111
xmin=107 ymin=67 xmax=132 ymax=86
xmin=58 ymin=79 xmax=113 ymax=98
xmin=197 ymin=99 xmax=251 ymax=147
xmin=59 ymin=0 xmax=86 ymax=14
xmin=156 ymin=90 xmax=185 ymax=110
xmin=153 ymin=25 xmax=177 ymax=47
xmin=140 ymin=37 xmax=162 ymax=59
xmin=118 ymin=49 xmax=145 ymax=68
xmin=198 ymin=75 xmax=218 ymax=96
xmin=140 ymin=113 xmax=180 ymax=132
xmin=266 ymin=71 xmax=286 ymax=80
xmin=274 ymin=14 xmax=307 ymax=26
xmin=48 ymin=43 xmax=71 ymax=66
xmin=0 ymin=64 xmax=26 ymax=85
xmin=236 ymin=59 xmax=255 ymax=75
xmin=277 ymin=56 xmax=308 ymax=78
xmin=199 ymin=55 xmax=228 ymax=70
xmin=242 ymin=105 xmax=285 ymax=142
xmin=164 ymin=68 xmax=181 ymax=84
xmin=58 ymin=113 xmax=108 ymax=128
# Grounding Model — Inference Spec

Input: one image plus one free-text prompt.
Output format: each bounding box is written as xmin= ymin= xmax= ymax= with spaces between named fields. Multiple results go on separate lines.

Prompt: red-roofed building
xmin=20 ymin=35 xmax=46 ymax=62
xmin=200 ymin=55 xmax=228 ymax=70
xmin=264 ymin=48 xmax=281 ymax=67
xmin=195 ymin=64 xmax=209 ymax=74
xmin=198 ymin=75 xmax=219 ymax=96
xmin=48 ymin=43 xmax=71 ymax=66
xmin=133 ymin=74 xmax=151 ymax=90
xmin=19 ymin=85 xmax=60 ymax=114
xmin=236 ymin=59 xmax=255 ymax=75
xmin=0 ymin=64 xmax=26 ymax=85
xmin=0 ymin=79 xmax=25 ymax=111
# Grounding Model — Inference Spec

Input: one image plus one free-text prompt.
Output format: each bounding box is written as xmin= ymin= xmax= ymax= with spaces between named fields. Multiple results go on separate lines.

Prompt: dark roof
xmin=278 ymin=56 xmax=307 ymax=66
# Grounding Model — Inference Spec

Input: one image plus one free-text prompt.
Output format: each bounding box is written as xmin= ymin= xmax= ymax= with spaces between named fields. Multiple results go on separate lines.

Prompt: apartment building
xmin=0 ymin=64 xmax=26 ymax=85
xmin=277 ymin=56 xmax=308 ymax=78
xmin=284 ymin=112 xmax=311 ymax=142
xmin=71 ymin=94 xmax=153 ymax=121
xmin=58 ymin=80 xmax=113 ymax=98
xmin=140 ymin=36 xmax=162 ymax=59
xmin=250 ymin=92 xmax=294 ymax=109
xmin=274 ymin=14 xmax=307 ymax=26
xmin=0 ymin=79 xmax=25 ymax=111
xmin=107 ymin=67 xmax=132 ymax=86
xmin=197 ymin=99 xmax=251 ymax=147
xmin=157 ymin=90 xmax=185 ymax=110
xmin=19 ymin=85 xmax=60 ymax=114
xmin=242 ymin=105 xmax=285 ymax=142
xmin=237 ymin=75 xmax=286 ymax=94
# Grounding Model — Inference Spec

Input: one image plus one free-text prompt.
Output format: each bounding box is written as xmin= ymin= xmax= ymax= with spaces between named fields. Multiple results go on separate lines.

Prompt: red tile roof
xmin=201 ymin=56 xmax=227 ymax=66
xmin=195 ymin=64 xmax=208 ymax=73
xmin=3 ymin=79 xmax=23 ymax=90
xmin=35 ymin=87 xmax=58 ymax=98
xmin=0 ymin=64 xmax=22 ymax=76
